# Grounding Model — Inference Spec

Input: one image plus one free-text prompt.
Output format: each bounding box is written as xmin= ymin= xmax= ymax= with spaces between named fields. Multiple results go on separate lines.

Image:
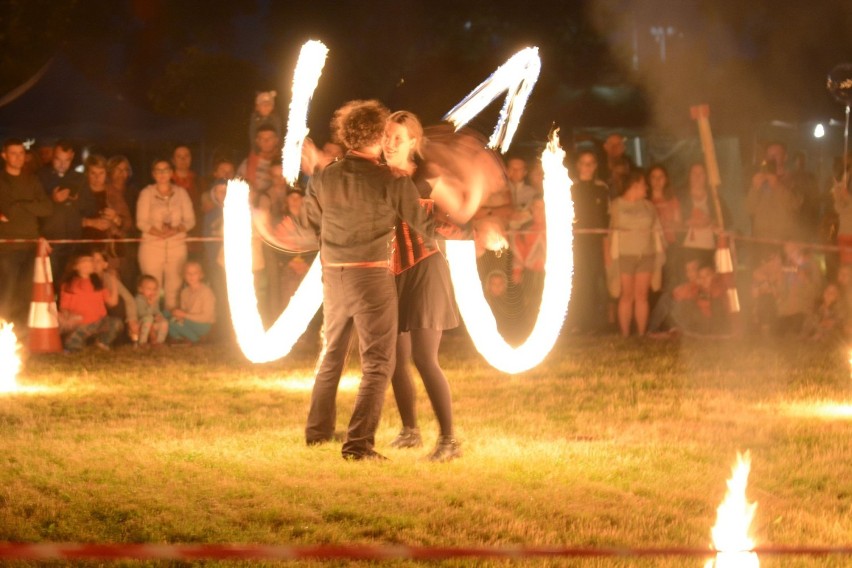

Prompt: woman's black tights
xmin=390 ymin=329 xmax=454 ymax=436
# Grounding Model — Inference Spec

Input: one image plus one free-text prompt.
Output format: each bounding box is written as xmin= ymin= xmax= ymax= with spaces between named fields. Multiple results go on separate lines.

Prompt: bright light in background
xmin=780 ymin=401 xmax=852 ymax=420
xmin=813 ymin=123 xmax=825 ymax=139
xmin=0 ymin=320 xmax=22 ymax=393
xmin=446 ymin=131 xmax=573 ymax=374
xmin=443 ymin=47 xmax=541 ymax=153
xmin=281 ymin=40 xmax=328 ymax=185
xmin=223 ymin=179 xmax=323 ymax=363
xmin=705 ymin=451 xmax=759 ymax=568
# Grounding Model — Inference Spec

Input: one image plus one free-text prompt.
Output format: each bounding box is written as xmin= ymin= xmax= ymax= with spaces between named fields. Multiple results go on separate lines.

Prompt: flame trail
xmin=705 ymin=451 xmax=759 ymax=568
xmin=445 ymin=131 xmax=572 ymax=374
xmin=0 ymin=321 xmax=22 ymax=393
xmin=281 ymin=40 xmax=328 ymax=185
xmin=223 ymin=180 xmax=323 ymax=363
xmin=443 ymin=47 xmax=541 ymax=153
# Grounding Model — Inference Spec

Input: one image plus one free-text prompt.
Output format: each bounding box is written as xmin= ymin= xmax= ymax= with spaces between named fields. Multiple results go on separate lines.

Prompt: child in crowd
xmin=249 ymin=91 xmax=282 ymax=150
xmin=647 ymin=259 xmax=700 ymax=336
xmin=135 ymin=274 xmax=169 ymax=347
xmin=801 ymin=282 xmax=847 ymax=341
xmin=168 ymin=261 xmax=216 ymax=343
xmin=775 ymin=243 xmax=823 ymax=336
xmin=671 ymin=264 xmax=729 ymax=335
xmin=92 ymin=249 xmax=137 ymax=343
xmin=58 ymin=254 xmax=123 ymax=352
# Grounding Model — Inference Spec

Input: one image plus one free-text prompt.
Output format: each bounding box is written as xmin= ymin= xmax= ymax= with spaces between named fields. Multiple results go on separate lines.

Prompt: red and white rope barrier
xmin=0 ymin=542 xmax=849 ymax=562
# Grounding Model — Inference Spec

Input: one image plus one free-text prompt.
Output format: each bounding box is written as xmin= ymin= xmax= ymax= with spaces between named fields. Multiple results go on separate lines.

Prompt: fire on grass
xmin=0 ymin=320 xmax=21 ymax=393
xmin=706 ymin=451 xmax=759 ymax=568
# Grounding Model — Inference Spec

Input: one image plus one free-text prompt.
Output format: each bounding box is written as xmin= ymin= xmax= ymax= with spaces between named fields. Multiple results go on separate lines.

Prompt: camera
xmin=759 ymin=159 xmax=777 ymax=175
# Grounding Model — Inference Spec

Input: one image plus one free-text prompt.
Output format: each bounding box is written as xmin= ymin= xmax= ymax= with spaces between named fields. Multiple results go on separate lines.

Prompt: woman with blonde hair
xmin=383 ymin=110 xmax=462 ymax=462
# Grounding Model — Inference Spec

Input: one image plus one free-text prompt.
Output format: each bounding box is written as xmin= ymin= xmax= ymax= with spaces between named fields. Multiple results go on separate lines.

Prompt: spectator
xmin=249 ymin=91 xmax=282 ymax=150
xmin=831 ymin=169 xmax=852 ymax=265
xmin=801 ymin=281 xmax=846 ymax=341
xmin=91 ymin=248 xmax=137 ymax=345
xmin=648 ymin=164 xmax=682 ymax=297
xmin=648 ymin=259 xmax=700 ymax=336
xmin=136 ymin=159 xmax=195 ymax=310
xmin=775 ymin=242 xmax=822 ymax=336
xmin=80 ymin=155 xmax=125 ymax=255
xmin=607 ymin=170 xmax=665 ymax=337
xmin=237 ymin=124 xmax=280 ymax=196
xmin=568 ymin=149 xmax=610 ymax=334
xmin=599 ymin=133 xmax=634 ymax=199
xmin=505 ymin=156 xmax=537 ymax=211
xmin=747 ymin=142 xmax=802 ymax=246
xmin=202 ymin=179 xmax=229 ymax=332
xmin=167 ymin=261 xmax=215 ymax=344
xmin=171 ymin=144 xmax=198 ymax=208
xmin=107 ymin=155 xmax=138 ymax=217
xmin=648 ymin=165 xmax=681 ymax=249
xmin=200 ymin=157 xmax=236 ymax=214
xmin=670 ymin=264 xmax=729 ymax=336
xmin=107 ymin=155 xmax=139 ymax=291
xmin=750 ymin=250 xmax=783 ymax=335
xmin=38 ymin=140 xmax=85 ymax=279
xmin=681 ymin=162 xmax=727 ymax=270
xmin=511 ymin=195 xmax=546 ymax=333
xmin=134 ymin=274 xmax=169 ymax=347
xmin=276 ymin=187 xmax=316 ymax=312
xmin=58 ymin=253 xmax=123 ymax=352
xmin=0 ymin=138 xmax=53 ymax=327
xmin=34 ymin=139 xmax=55 ymax=172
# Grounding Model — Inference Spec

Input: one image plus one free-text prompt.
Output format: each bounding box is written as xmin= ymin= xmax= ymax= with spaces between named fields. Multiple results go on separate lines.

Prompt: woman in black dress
xmin=383 ymin=111 xmax=462 ymax=462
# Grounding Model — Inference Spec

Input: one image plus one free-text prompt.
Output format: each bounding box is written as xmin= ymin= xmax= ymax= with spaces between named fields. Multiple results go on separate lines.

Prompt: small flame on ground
xmin=848 ymin=349 xmax=852 ymax=379
xmin=223 ymin=179 xmax=323 ymax=363
xmin=705 ymin=451 xmax=759 ymax=568
xmin=443 ymin=47 xmax=541 ymax=153
xmin=0 ymin=320 xmax=22 ymax=393
xmin=445 ymin=131 xmax=572 ymax=374
xmin=282 ymin=40 xmax=329 ymax=185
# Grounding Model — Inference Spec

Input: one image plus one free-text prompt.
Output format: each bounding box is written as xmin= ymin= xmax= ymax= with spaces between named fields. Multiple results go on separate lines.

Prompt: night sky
xmin=2 ymin=0 xmax=852 ymax=155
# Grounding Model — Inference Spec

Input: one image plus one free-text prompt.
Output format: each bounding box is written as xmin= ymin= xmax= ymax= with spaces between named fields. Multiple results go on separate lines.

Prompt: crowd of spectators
xmin=1 ymin=91 xmax=851 ymax=351
xmin=479 ymin=133 xmax=852 ymax=344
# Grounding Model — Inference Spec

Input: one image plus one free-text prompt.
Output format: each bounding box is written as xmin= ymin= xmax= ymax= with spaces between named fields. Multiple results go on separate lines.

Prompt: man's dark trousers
xmin=305 ymin=266 xmax=397 ymax=457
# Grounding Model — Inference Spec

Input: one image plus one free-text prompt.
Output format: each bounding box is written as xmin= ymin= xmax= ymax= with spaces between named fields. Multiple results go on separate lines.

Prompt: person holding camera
xmin=746 ymin=142 xmax=802 ymax=249
xmin=38 ymin=140 xmax=86 ymax=280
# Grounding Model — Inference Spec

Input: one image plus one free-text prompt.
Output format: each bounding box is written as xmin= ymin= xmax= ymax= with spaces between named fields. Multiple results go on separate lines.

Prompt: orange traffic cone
xmin=27 ymin=239 xmax=63 ymax=353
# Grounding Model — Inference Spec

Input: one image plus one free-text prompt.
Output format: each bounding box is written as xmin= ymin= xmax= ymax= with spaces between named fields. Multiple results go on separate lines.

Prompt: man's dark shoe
xmin=428 ymin=436 xmax=462 ymax=462
xmin=342 ymin=449 xmax=389 ymax=461
xmin=389 ymin=427 xmax=422 ymax=449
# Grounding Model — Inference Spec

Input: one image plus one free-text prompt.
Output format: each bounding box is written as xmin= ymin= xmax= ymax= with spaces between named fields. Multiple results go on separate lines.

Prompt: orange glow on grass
xmin=705 ymin=451 xmax=759 ymax=568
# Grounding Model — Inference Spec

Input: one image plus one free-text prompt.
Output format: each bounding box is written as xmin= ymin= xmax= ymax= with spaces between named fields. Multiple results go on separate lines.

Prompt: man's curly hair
xmin=330 ymin=100 xmax=390 ymax=151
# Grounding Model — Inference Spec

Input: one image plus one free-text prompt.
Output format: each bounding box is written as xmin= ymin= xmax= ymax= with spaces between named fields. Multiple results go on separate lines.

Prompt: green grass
xmin=1 ymin=331 xmax=851 ymax=567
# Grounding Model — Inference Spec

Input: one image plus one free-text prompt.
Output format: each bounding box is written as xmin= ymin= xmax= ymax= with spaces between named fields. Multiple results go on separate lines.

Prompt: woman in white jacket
xmin=136 ymin=159 xmax=195 ymax=310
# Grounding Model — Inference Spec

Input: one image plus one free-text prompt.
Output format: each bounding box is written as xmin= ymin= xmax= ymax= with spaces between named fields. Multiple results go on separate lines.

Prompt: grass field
xmin=0 ymin=329 xmax=850 ymax=567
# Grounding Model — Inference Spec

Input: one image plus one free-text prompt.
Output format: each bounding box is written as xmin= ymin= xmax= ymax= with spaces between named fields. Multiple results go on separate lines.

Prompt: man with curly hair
xmin=303 ymin=100 xmax=438 ymax=461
